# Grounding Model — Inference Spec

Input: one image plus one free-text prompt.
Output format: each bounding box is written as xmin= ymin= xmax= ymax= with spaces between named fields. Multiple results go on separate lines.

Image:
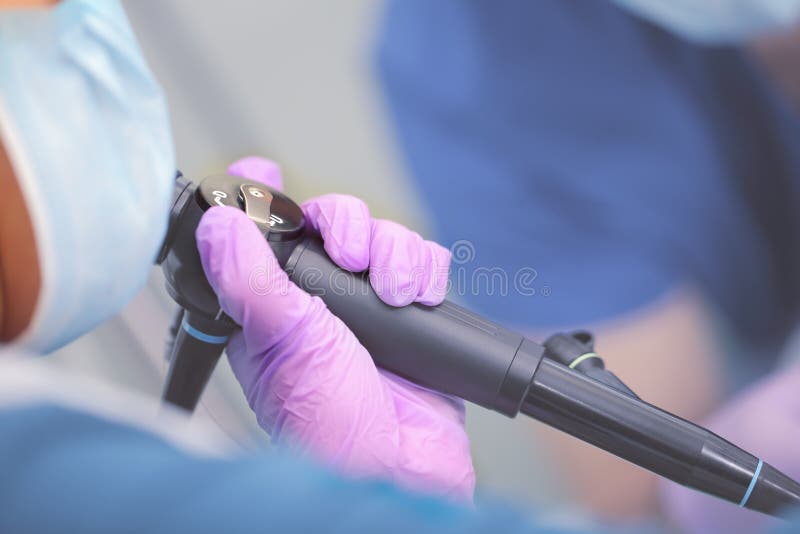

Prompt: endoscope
xmin=156 ymin=171 xmax=800 ymax=518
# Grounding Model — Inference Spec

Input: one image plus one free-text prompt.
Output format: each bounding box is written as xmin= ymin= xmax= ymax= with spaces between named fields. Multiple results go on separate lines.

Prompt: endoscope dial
xmin=196 ymin=173 xmax=305 ymax=242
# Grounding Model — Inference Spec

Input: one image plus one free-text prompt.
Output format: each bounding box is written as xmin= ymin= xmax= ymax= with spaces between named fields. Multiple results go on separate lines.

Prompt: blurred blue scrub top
xmin=0 ymin=402 xmax=579 ymax=533
xmin=376 ymin=0 xmax=800 ymax=381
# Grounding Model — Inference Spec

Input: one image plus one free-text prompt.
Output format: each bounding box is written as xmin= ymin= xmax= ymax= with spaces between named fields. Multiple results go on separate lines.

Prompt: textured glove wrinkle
xmin=383 ymin=373 xmax=476 ymax=501
xmin=380 ymin=371 xmax=466 ymax=425
xmin=242 ymin=298 xmax=403 ymax=478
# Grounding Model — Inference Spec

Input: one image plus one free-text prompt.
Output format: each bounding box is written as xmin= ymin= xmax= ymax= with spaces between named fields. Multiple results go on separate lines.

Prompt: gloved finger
xmin=419 ymin=240 xmax=450 ymax=306
xmin=227 ymin=156 xmax=284 ymax=192
xmin=300 ymin=194 xmax=372 ymax=272
xmin=196 ymin=205 xmax=310 ymax=348
xmin=369 ymin=219 xmax=451 ymax=307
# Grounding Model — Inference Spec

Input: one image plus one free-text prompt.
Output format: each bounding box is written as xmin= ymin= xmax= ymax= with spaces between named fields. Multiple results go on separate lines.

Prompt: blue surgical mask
xmin=612 ymin=0 xmax=800 ymax=43
xmin=0 ymin=0 xmax=174 ymax=353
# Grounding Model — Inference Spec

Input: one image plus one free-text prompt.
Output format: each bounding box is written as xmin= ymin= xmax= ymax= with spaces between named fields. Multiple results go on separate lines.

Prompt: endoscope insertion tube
xmin=523 ymin=357 xmax=800 ymax=516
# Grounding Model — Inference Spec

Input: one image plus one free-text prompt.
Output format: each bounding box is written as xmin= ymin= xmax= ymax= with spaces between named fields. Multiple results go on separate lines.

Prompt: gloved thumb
xmin=227 ymin=156 xmax=284 ymax=191
xmin=196 ymin=205 xmax=312 ymax=349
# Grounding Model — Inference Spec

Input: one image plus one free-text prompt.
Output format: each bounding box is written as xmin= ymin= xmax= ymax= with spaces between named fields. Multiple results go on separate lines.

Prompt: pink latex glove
xmin=661 ymin=364 xmax=800 ymax=533
xmin=196 ymin=156 xmax=475 ymax=501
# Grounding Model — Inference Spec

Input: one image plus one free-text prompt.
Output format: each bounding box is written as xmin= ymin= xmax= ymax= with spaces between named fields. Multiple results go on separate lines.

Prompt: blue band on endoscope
xmin=739 ymin=459 xmax=763 ymax=508
xmin=181 ymin=318 xmax=229 ymax=344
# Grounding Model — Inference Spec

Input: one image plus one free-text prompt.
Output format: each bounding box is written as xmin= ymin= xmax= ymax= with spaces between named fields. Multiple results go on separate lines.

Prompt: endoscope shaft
xmin=523 ymin=358 xmax=800 ymax=515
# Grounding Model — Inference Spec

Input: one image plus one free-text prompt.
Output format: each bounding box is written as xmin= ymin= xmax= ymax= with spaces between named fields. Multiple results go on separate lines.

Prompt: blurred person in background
xmin=377 ymin=1 xmax=800 ymax=531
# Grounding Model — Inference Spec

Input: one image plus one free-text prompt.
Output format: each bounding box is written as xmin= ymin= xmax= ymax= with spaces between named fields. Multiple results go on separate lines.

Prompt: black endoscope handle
xmin=284 ymin=235 xmax=544 ymax=417
xmin=159 ymin=172 xmax=545 ymax=417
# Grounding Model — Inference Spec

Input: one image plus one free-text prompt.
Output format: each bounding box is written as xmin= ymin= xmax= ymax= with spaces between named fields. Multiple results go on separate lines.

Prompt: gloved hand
xmin=661 ymin=364 xmax=800 ymax=533
xmin=196 ymin=157 xmax=475 ymax=502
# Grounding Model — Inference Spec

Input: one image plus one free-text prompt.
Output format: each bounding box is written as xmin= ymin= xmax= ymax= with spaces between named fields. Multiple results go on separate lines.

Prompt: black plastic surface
xmin=162 ymin=311 xmax=234 ymax=411
xmin=521 ymin=358 xmax=800 ymax=515
xmin=543 ymin=332 xmax=638 ymax=399
xmin=196 ymin=174 xmax=304 ymax=242
xmin=749 ymin=462 xmax=800 ymax=515
xmin=284 ymin=235 xmax=543 ymax=416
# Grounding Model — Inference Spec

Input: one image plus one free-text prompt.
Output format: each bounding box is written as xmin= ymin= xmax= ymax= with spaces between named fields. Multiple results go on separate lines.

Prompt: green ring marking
xmin=568 ymin=352 xmax=599 ymax=369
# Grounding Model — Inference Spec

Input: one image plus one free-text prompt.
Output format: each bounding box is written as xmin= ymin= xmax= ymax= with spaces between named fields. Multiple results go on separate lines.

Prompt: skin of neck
xmin=0 ymin=0 xmax=57 ymax=341
xmin=0 ymin=138 xmax=40 ymax=342
xmin=0 ymin=0 xmax=59 ymax=343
